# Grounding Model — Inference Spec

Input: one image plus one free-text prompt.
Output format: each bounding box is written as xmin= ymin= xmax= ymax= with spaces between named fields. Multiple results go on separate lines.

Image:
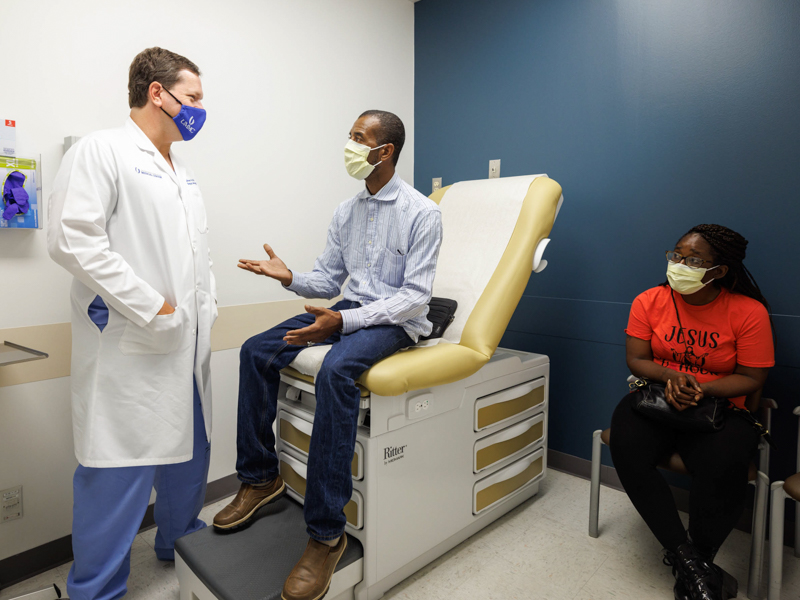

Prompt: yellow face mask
xmin=344 ymin=140 xmax=386 ymax=180
xmin=666 ymin=261 xmax=719 ymax=295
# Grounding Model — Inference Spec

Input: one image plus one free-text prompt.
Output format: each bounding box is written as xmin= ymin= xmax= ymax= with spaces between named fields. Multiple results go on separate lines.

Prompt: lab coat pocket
xmin=118 ymin=308 xmax=186 ymax=356
xmin=379 ymin=247 xmax=407 ymax=288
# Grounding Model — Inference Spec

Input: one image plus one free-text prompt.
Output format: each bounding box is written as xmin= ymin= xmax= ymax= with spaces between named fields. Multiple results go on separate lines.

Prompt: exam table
xmin=175 ymin=174 xmax=564 ymax=600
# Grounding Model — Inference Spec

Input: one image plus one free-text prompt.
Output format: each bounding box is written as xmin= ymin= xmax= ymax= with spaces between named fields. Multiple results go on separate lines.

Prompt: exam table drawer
xmin=279 ymin=452 xmax=364 ymax=530
xmin=474 ymin=377 xmax=546 ymax=432
xmin=473 ymin=448 xmax=545 ymax=515
xmin=473 ymin=413 xmax=545 ymax=474
xmin=278 ymin=410 xmax=364 ymax=480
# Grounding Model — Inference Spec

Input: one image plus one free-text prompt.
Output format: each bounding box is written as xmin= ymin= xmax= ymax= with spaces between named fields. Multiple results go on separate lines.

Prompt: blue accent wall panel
xmin=416 ymin=0 xmax=800 ymax=481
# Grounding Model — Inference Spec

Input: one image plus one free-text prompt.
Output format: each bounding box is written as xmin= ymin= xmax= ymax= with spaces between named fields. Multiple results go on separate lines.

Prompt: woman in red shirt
xmin=609 ymin=224 xmax=774 ymax=600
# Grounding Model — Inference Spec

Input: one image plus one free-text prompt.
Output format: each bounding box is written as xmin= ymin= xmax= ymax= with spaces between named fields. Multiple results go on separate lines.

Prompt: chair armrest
xmin=761 ymin=397 xmax=778 ymax=410
xmin=360 ymin=343 xmax=489 ymax=397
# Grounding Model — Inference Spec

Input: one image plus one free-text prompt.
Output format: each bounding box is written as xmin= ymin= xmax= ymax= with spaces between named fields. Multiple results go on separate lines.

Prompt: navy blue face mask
xmin=160 ymin=87 xmax=206 ymax=141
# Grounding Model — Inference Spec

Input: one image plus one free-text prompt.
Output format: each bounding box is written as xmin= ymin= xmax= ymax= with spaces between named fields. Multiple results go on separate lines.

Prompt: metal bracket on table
xmin=0 ymin=341 xmax=49 ymax=367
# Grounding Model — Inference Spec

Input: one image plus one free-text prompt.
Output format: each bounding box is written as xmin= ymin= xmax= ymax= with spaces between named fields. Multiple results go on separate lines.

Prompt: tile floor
xmin=2 ymin=470 xmax=799 ymax=599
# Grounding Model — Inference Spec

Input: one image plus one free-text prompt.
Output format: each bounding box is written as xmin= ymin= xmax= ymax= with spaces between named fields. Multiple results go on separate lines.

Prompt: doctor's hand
xmin=157 ymin=301 xmax=175 ymax=315
xmin=238 ymin=244 xmax=293 ymax=286
xmin=284 ymin=306 xmax=343 ymax=346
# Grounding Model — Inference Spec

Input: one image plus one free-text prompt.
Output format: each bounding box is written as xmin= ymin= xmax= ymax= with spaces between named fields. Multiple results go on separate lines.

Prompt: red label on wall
xmin=4 ymin=120 xmax=15 ymax=127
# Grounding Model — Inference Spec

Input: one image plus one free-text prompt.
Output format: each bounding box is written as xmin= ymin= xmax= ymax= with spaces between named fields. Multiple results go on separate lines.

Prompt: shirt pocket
xmin=378 ymin=247 xmax=407 ymax=289
xmin=118 ymin=308 xmax=186 ymax=356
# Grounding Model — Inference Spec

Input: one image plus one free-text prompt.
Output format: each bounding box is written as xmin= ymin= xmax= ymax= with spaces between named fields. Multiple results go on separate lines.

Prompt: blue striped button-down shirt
xmin=287 ymin=172 xmax=443 ymax=342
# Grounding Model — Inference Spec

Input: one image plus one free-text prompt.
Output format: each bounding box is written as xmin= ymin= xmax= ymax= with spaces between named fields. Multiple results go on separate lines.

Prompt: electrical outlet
xmin=432 ymin=177 xmax=442 ymax=193
xmin=2 ymin=486 xmax=22 ymax=523
xmin=489 ymin=159 xmax=501 ymax=179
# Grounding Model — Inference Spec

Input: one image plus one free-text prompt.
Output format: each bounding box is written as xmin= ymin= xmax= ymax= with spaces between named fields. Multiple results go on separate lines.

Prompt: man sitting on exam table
xmin=216 ymin=110 xmax=442 ymax=600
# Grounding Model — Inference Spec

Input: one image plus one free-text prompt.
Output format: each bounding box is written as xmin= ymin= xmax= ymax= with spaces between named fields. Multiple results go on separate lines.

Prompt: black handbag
xmin=629 ymin=377 xmax=728 ymax=433
xmin=420 ymin=297 xmax=457 ymax=341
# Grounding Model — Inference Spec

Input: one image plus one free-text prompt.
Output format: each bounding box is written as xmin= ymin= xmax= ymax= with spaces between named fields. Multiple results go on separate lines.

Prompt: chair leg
xmin=758 ymin=439 xmax=770 ymax=478
xmin=795 ymin=500 xmax=800 ymax=559
xmin=768 ymin=482 xmax=786 ymax=600
xmin=748 ymin=472 xmax=769 ymax=599
xmin=589 ymin=429 xmax=603 ymax=538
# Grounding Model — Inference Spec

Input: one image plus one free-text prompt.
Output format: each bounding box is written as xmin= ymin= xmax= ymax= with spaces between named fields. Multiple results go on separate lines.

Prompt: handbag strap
xmin=728 ymin=403 xmax=776 ymax=449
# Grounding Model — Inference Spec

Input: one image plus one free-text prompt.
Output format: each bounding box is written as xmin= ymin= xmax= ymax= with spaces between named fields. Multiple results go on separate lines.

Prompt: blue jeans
xmin=236 ymin=300 xmax=413 ymax=541
xmin=67 ymin=379 xmax=210 ymax=600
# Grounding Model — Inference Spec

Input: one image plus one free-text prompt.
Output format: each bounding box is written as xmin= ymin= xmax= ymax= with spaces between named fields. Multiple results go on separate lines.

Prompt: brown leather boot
xmin=281 ymin=536 xmax=347 ymax=600
xmin=212 ymin=477 xmax=285 ymax=530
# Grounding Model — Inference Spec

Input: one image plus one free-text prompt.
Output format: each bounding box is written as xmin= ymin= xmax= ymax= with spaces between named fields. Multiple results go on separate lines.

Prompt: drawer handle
xmin=476 ymin=420 xmax=544 ymax=471
xmin=281 ymin=459 xmax=361 ymax=528
xmin=280 ymin=460 xmax=308 ymax=497
xmin=280 ymin=419 xmax=312 ymax=454
xmin=476 ymin=384 xmax=545 ymax=430
xmin=475 ymin=454 xmax=543 ymax=513
xmin=477 ymin=380 xmax=541 ymax=409
xmin=280 ymin=411 xmax=314 ymax=435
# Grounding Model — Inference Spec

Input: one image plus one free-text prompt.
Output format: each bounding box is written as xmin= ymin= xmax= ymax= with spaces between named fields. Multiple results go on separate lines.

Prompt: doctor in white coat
xmin=48 ymin=47 xmax=217 ymax=600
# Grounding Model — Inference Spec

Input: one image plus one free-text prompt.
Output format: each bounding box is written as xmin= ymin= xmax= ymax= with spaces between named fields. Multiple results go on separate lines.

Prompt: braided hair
xmin=683 ymin=224 xmax=771 ymax=312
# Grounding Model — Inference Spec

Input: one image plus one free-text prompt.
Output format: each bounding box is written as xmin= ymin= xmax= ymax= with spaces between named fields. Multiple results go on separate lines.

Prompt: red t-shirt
xmin=626 ymin=285 xmax=774 ymax=408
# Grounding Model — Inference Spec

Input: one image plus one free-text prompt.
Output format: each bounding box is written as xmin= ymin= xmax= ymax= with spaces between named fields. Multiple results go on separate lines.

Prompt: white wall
xmin=0 ymin=0 xmax=415 ymax=561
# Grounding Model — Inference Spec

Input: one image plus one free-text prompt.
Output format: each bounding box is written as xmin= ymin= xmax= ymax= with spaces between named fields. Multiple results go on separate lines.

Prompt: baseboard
xmin=0 ymin=473 xmax=239 ymax=591
xmin=547 ymin=449 xmax=796 ymax=544
xmin=548 ymin=448 xmax=624 ymax=491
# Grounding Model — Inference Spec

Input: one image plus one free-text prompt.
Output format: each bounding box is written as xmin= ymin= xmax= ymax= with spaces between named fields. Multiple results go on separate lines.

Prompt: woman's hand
xmin=664 ymin=372 xmax=703 ymax=410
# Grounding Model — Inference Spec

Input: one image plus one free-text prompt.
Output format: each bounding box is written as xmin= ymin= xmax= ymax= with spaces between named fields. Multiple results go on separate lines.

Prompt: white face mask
xmin=344 ymin=140 xmax=386 ymax=180
xmin=666 ymin=261 xmax=719 ymax=295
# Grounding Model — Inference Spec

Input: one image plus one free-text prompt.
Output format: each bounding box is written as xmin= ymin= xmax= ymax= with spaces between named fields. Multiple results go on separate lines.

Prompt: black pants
xmin=609 ymin=393 xmax=759 ymax=553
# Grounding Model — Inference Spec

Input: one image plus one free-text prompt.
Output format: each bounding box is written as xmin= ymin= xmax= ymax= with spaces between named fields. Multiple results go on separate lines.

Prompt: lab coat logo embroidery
xmin=384 ymin=445 xmax=407 ymax=465
xmin=134 ymin=167 xmax=162 ymax=179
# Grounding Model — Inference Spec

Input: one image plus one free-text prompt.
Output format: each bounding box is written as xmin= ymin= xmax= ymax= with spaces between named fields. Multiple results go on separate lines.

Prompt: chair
xmin=767 ymin=406 xmax=800 ymax=600
xmin=589 ymin=396 xmax=776 ymax=600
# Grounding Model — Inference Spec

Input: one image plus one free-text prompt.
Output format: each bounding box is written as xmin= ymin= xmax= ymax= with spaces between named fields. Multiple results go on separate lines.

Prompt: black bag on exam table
xmin=420 ymin=297 xmax=458 ymax=341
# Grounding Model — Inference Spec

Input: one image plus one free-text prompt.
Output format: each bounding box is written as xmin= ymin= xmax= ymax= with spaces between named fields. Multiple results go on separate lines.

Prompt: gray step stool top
xmin=175 ymin=497 xmax=363 ymax=600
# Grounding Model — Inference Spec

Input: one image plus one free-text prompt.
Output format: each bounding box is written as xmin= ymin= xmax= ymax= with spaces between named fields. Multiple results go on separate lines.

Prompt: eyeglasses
xmin=666 ymin=251 xmax=713 ymax=269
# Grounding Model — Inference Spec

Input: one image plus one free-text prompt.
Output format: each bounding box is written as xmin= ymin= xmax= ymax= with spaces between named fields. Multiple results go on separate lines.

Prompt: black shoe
xmin=673 ymin=578 xmax=691 ymax=600
xmin=666 ymin=554 xmax=691 ymax=600
xmin=664 ymin=544 xmax=738 ymax=600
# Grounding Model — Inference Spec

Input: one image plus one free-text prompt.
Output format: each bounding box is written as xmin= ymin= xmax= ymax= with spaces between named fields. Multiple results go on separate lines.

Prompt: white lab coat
xmin=48 ymin=118 xmax=217 ymax=468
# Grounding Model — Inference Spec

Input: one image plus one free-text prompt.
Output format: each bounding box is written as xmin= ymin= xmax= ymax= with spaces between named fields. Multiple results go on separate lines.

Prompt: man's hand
xmin=238 ymin=244 xmax=293 ymax=286
xmin=284 ymin=306 xmax=344 ymax=346
xmin=157 ymin=301 xmax=175 ymax=315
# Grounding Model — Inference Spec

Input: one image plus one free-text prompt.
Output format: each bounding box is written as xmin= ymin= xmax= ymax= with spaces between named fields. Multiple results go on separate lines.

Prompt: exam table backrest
xmin=357 ymin=174 xmax=563 ymax=396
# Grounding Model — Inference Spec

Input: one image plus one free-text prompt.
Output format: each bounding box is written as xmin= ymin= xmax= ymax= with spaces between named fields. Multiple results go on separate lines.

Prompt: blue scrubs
xmin=66 ymin=377 xmax=210 ymax=600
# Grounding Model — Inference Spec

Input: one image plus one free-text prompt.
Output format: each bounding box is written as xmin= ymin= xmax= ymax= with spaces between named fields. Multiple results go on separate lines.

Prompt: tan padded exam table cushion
xmin=283 ymin=175 xmax=563 ymax=397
